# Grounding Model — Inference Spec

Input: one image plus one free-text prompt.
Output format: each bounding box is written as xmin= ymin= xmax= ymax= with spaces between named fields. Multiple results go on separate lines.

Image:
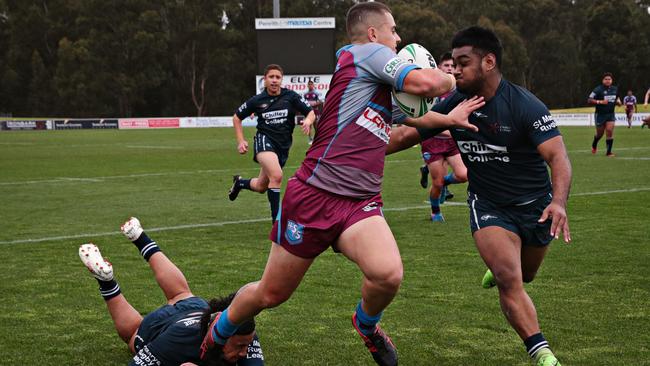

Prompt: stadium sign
xmin=1 ymin=120 xmax=51 ymax=130
xmin=255 ymin=74 xmax=332 ymax=95
xmin=255 ymin=17 xmax=335 ymax=30
xmin=53 ymin=119 xmax=118 ymax=129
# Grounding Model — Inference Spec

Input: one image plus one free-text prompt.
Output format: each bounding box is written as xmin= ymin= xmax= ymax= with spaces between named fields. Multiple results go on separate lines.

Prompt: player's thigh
xmin=473 ymin=226 xmax=523 ymax=284
xmin=256 ymin=151 xmax=283 ymax=181
xmin=337 ymin=216 xmax=402 ymax=282
xmin=446 ymin=154 xmax=467 ymax=180
xmin=520 ymin=245 xmax=549 ymax=283
xmin=426 ymin=159 xmax=446 ymax=185
xmin=256 ymin=242 xmax=314 ymax=302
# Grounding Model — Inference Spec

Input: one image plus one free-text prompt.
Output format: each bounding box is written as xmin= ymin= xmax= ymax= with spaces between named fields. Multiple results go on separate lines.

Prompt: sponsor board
xmin=53 ymin=119 xmax=118 ymax=129
xmin=1 ymin=120 xmax=51 ymax=130
xmin=180 ymin=117 xmax=232 ymax=128
xmin=255 ymin=17 xmax=335 ymax=30
xmin=553 ymin=113 xmax=650 ymax=126
xmin=118 ymin=118 xmax=180 ymax=129
xmin=255 ymin=74 xmax=332 ymax=96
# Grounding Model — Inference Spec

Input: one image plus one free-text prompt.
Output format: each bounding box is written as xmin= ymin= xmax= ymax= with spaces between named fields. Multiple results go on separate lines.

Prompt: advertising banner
xmin=255 ymin=74 xmax=332 ymax=97
xmin=1 ymin=120 xmax=50 ymax=130
xmin=180 ymin=117 xmax=232 ymax=128
xmin=53 ymin=119 xmax=118 ymax=129
xmin=118 ymin=118 xmax=180 ymax=129
xmin=255 ymin=17 xmax=335 ymax=30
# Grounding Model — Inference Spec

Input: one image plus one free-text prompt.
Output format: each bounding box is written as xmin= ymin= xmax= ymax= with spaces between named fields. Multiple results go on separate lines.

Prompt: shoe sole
xmin=120 ymin=217 xmax=143 ymax=241
xmin=79 ymin=243 xmax=113 ymax=281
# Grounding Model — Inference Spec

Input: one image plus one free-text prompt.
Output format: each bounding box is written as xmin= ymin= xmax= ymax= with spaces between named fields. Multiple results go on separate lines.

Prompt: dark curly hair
xmin=198 ymin=292 xmax=256 ymax=366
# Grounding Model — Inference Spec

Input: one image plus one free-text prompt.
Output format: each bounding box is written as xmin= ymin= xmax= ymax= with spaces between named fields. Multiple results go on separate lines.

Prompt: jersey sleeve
xmin=237 ymin=333 xmax=265 ymax=365
xmin=588 ymin=87 xmax=600 ymax=99
xmin=522 ymin=97 xmax=561 ymax=146
xmin=361 ymin=45 xmax=419 ymax=91
xmin=235 ymin=96 xmax=257 ymax=120
xmin=291 ymin=91 xmax=313 ymax=116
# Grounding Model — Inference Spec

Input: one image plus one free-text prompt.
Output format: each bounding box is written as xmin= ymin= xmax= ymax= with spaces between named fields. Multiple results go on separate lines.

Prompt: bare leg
xmin=337 ymin=216 xmax=403 ymax=316
xmin=474 ymin=226 xmax=543 ymax=340
xmin=226 ymin=243 xmax=314 ymax=324
xmin=147 ymin=251 xmax=193 ymax=304
xmin=104 ymin=294 xmax=142 ymax=353
xmin=445 ymin=154 xmax=467 ymax=183
xmin=249 ymin=152 xmax=282 ymax=192
xmin=427 ymin=159 xmax=446 ymax=203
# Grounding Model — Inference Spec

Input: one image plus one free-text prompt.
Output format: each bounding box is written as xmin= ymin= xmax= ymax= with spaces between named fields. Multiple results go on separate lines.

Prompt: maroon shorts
xmin=269 ymin=178 xmax=384 ymax=258
xmin=420 ymin=137 xmax=459 ymax=164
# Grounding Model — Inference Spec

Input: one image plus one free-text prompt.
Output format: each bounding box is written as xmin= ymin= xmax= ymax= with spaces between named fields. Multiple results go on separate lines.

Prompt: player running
xmin=229 ymin=64 xmax=316 ymax=223
xmin=303 ymin=80 xmax=323 ymax=145
xmin=623 ymin=90 xmax=637 ymax=128
xmin=388 ymin=27 xmax=572 ymax=366
xmin=200 ymin=3 xmax=481 ymax=366
xmin=416 ymin=52 xmax=467 ymax=222
xmin=588 ymin=72 xmax=621 ymax=157
xmin=79 ymin=217 xmax=264 ymax=365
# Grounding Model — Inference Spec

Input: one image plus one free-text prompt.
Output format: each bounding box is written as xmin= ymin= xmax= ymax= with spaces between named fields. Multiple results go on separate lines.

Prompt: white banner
xmin=181 ymin=117 xmax=232 ymax=128
xmin=255 ymin=17 xmax=335 ymax=30
xmin=255 ymin=74 xmax=332 ymax=96
xmin=553 ymin=113 xmax=650 ymax=126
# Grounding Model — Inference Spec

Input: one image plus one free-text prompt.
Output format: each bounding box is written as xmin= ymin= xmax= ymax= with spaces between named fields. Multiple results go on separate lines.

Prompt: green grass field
xmin=1 ymin=126 xmax=649 ymax=365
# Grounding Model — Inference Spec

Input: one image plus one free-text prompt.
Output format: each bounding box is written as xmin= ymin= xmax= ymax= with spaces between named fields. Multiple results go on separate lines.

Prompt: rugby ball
xmin=392 ymin=43 xmax=437 ymax=118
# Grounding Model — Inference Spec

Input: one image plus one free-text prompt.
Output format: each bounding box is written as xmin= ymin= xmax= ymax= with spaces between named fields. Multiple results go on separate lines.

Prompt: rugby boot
xmin=591 ymin=147 xmax=597 ymax=154
xmin=419 ymin=165 xmax=428 ymax=188
xmin=121 ymin=217 xmax=143 ymax=241
xmin=445 ymin=188 xmax=454 ymax=201
xmin=228 ymin=175 xmax=243 ymax=201
xmin=481 ymin=269 xmax=496 ymax=289
xmin=606 ymin=153 xmax=615 ymax=157
xmin=352 ymin=313 xmax=398 ymax=366
xmin=431 ymin=213 xmax=445 ymax=222
xmin=535 ymin=349 xmax=561 ymax=366
xmin=79 ymin=243 xmax=113 ymax=281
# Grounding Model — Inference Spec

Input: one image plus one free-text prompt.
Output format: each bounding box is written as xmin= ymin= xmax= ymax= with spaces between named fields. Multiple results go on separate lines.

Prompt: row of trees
xmin=1 ymin=0 xmax=648 ymax=118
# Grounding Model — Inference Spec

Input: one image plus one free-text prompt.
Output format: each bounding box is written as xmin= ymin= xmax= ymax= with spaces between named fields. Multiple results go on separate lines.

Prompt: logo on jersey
xmin=383 ymin=57 xmax=407 ymax=78
xmin=481 ymin=214 xmax=498 ymax=221
xmin=285 ymin=220 xmax=304 ymax=245
xmin=262 ymin=109 xmax=289 ymax=125
xmin=362 ymin=202 xmax=380 ymax=212
xmin=237 ymin=102 xmax=247 ymax=113
xmin=457 ymin=140 xmax=510 ymax=163
xmin=532 ymin=115 xmax=557 ymax=132
xmin=355 ymin=107 xmax=391 ymax=143
xmin=422 ymin=152 xmax=431 ymax=161
xmin=472 ymin=111 xmax=488 ymax=118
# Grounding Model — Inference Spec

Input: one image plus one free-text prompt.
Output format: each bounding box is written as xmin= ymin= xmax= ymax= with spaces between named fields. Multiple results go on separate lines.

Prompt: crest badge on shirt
xmin=285 ymin=220 xmax=305 ymax=245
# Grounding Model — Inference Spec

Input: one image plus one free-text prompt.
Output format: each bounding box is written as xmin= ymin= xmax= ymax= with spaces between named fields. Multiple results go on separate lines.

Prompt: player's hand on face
xmin=538 ymin=201 xmax=571 ymax=243
xmin=238 ymin=140 xmax=249 ymax=154
xmin=447 ymin=96 xmax=484 ymax=132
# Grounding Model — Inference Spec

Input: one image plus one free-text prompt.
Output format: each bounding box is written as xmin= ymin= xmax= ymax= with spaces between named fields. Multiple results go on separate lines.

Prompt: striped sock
xmin=132 ymin=232 xmax=160 ymax=261
xmin=238 ymin=178 xmax=252 ymax=190
xmin=97 ymin=279 xmax=121 ymax=301
xmin=524 ymin=332 xmax=550 ymax=359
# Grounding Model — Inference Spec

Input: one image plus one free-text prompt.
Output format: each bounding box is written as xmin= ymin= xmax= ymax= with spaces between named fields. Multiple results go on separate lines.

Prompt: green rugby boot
xmin=535 ymin=349 xmax=561 ymax=366
xmin=481 ymin=269 xmax=496 ymax=289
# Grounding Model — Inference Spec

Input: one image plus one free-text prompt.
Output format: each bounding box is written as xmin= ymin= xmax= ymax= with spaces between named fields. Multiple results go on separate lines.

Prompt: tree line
xmin=1 ymin=0 xmax=648 ymax=118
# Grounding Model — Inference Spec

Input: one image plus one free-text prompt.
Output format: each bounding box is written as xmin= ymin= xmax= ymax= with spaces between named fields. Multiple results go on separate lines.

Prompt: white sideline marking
xmin=2 ymin=187 xmax=648 ymax=245
xmin=124 ymin=145 xmax=185 ymax=149
xmin=568 ymin=146 xmax=650 ymax=153
xmin=616 ymin=157 xmax=650 ymax=161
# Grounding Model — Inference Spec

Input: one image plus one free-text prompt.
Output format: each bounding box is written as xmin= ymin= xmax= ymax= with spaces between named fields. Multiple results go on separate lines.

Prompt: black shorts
xmin=595 ymin=113 xmax=616 ymax=126
xmin=253 ymin=132 xmax=290 ymax=168
xmin=468 ymin=193 xmax=553 ymax=246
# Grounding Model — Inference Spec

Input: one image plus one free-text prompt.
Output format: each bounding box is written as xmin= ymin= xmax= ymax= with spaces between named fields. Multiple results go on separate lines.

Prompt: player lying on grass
xmin=79 ymin=217 xmax=263 ymax=366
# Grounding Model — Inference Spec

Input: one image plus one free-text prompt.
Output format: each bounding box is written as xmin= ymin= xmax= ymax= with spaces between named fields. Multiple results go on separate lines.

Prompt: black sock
xmin=132 ymin=232 xmax=160 ymax=261
xmin=267 ymin=188 xmax=281 ymax=222
xmin=238 ymin=179 xmax=252 ymax=190
xmin=606 ymin=139 xmax=613 ymax=154
xmin=592 ymin=135 xmax=602 ymax=149
xmin=97 ymin=279 xmax=121 ymax=301
xmin=524 ymin=332 xmax=549 ymax=359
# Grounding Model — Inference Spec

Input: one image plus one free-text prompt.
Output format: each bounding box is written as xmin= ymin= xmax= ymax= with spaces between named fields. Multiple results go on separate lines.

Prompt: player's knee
xmin=267 ymin=172 xmax=283 ymax=186
xmin=431 ymin=176 xmax=444 ymax=188
xmin=455 ymin=171 xmax=468 ymax=182
xmin=493 ymin=267 xmax=522 ymax=291
xmin=259 ymin=287 xmax=291 ymax=308
xmin=374 ymin=264 xmax=403 ymax=293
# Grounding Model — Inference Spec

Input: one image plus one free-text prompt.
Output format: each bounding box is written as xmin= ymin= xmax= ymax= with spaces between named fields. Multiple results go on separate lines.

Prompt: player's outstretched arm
xmin=402 ymin=96 xmax=483 ymax=131
xmin=537 ymin=135 xmax=572 ymax=243
xmin=232 ymin=114 xmax=248 ymax=154
xmin=402 ymin=68 xmax=456 ymax=98
xmin=301 ymin=110 xmax=317 ymax=135
xmin=386 ymin=125 xmax=422 ymax=155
